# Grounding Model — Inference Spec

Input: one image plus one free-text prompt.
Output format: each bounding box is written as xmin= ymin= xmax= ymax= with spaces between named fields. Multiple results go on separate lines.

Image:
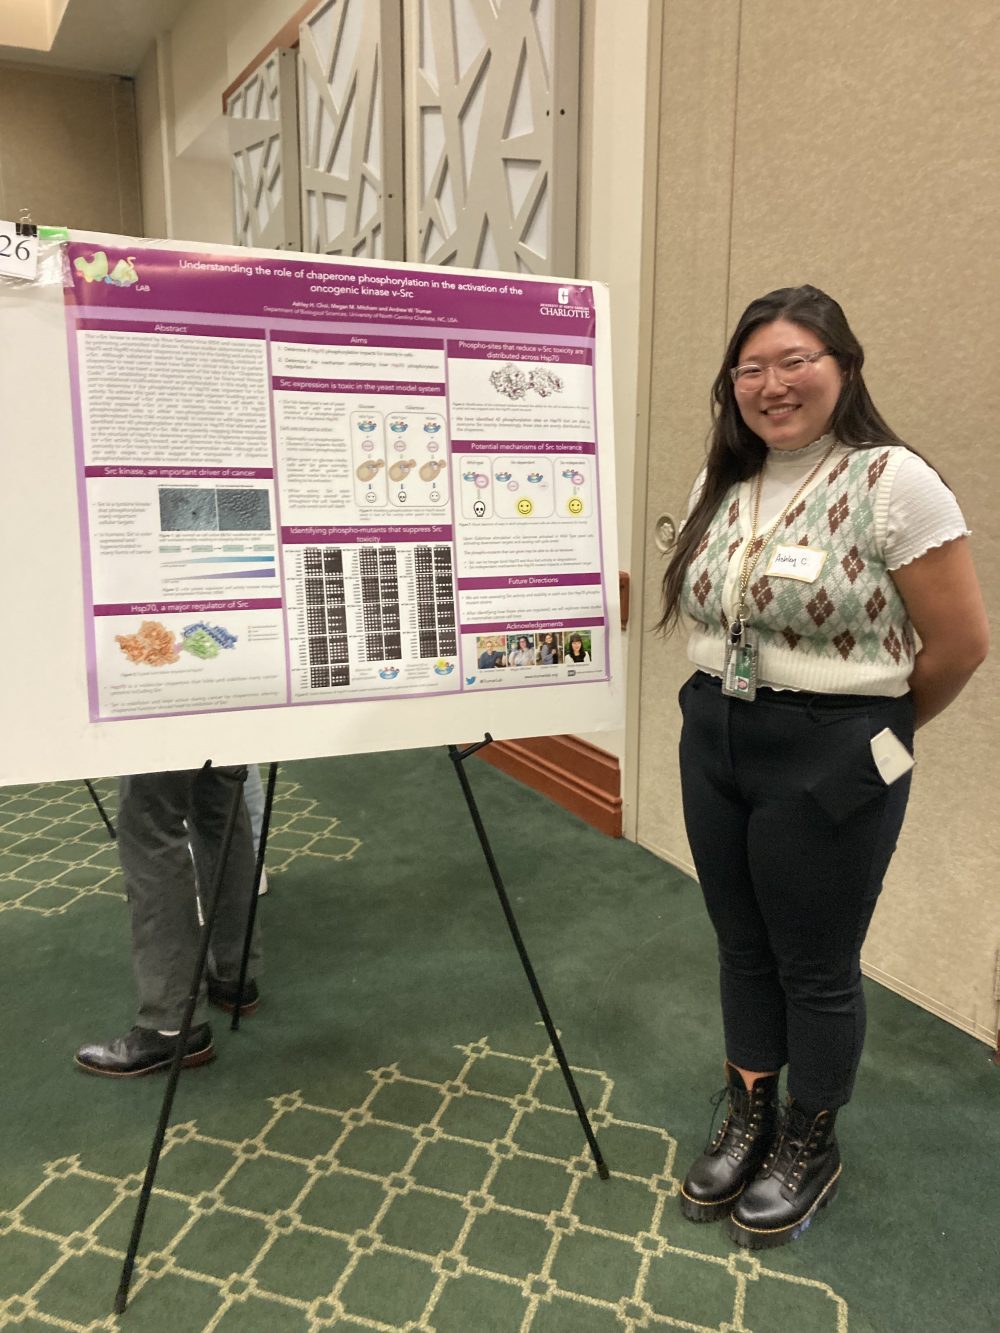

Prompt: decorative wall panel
xmin=406 ymin=0 xmax=580 ymax=274
xmin=298 ymin=0 xmax=404 ymax=259
xmin=226 ymin=48 xmax=302 ymax=250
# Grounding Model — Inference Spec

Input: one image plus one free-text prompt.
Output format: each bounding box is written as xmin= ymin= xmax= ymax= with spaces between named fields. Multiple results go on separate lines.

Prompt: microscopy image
xmin=159 ymin=488 xmax=219 ymax=532
xmin=217 ymin=488 xmax=272 ymax=532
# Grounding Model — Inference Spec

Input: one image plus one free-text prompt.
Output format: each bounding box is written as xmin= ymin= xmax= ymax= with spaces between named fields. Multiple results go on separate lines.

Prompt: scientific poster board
xmin=0 ymin=232 xmax=622 ymax=786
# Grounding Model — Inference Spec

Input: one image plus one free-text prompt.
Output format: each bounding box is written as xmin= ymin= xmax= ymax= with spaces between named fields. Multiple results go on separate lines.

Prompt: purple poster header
xmin=283 ymin=525 xmax=453 ymax=544
xmin=451 ymin=440 xmax=596 ymax=455
xmin=448 ymin=340 xmax=592 ymax=365
xmin=64 ymin=244 xmax=597 ymax=338
xmin=273 ymin=377 xmax=445 ymax=396
xmin=275 ymin=331 xmax=443 ymax=350
xmin=85 ymin=466 xmax=273 ymax=479
xmin=457 ymin=573 xmax=601 ymax=591
xmin=76 ymin=318 xmax=264 ymax=339
xmin=463 ymin=616 xmax=605 ymax=634
xmin=95 ymin=598 xmax=282 ymax=616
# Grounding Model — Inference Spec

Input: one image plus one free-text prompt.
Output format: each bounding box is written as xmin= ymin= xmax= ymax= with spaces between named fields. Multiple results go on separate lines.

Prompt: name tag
xmin=765 ymin=545 xmax=828 ymax=582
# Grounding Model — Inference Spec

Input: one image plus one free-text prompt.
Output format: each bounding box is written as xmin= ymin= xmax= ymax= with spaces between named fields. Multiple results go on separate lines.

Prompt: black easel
xmin=114 ymin=745 xmax=607 ymax=1315
xmin=84 ymin=779 xmax=116 ymax=840
xmin=114 ymin=760 xmax=275 ymax=1314
xmin=449 ymin=736 xmax=609 ymax=1181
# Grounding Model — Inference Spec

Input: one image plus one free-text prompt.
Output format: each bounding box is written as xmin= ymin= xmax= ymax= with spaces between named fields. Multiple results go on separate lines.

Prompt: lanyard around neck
xmin=733 ymin=442 xmax=837 ymax=628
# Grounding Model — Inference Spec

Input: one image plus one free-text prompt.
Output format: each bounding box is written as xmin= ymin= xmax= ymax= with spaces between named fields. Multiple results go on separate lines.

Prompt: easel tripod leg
xmin=448 ymin=740 xmax=609 ymax=1180
xmin=84 ymin=779 xmax=116 ymax=840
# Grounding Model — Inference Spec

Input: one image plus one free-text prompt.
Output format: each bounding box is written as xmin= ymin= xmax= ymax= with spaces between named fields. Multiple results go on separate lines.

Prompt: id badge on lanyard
xmin=722 ymin=620 xmax=758 ymax=701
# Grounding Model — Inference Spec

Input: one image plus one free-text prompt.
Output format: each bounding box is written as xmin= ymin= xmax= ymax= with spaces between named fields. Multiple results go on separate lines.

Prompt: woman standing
xmin=660 ymin=285 xmax=987 ymax=1249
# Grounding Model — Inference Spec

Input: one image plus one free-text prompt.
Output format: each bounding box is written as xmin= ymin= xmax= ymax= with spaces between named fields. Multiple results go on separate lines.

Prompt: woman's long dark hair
xmin=657 ymin=285 xmax=907 ymax=633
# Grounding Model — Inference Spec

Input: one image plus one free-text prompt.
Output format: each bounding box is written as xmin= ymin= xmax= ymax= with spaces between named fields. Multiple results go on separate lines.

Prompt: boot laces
xmin=762 ymin=1103 xmax=815 ymax=1183
xmin=705 ymin=1080 xmax=757 ymax=1152
xmin=705 ymin=1085 xmax=730 ymax=1149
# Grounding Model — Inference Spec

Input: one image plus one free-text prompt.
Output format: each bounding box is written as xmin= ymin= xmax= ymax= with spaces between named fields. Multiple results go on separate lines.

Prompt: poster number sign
xmin=0 ymin=222 xmax=39 ymax=281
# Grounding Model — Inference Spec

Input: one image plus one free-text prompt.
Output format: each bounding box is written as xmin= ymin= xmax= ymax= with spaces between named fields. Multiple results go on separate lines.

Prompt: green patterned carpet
xmin=0 ymin=751 xmax=996 ymax=1332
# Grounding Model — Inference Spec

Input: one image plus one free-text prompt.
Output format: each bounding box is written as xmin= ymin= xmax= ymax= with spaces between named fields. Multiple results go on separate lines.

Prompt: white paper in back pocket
xmin=870 ymin=728 xmax=915 ymax=785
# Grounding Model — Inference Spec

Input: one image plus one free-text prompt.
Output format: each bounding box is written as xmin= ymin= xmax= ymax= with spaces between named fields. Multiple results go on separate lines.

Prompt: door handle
xmin=654 ymin=513 xmax=677 ymax=554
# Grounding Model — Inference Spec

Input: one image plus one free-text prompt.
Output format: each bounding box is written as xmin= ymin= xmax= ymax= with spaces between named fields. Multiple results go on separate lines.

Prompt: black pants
xmin=678 ymin=672 xmax=913 ymax=1110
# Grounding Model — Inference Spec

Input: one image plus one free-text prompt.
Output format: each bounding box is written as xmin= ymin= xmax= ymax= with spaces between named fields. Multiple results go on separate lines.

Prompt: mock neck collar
xmin=764 ymin=431 xmax=839 ymax=466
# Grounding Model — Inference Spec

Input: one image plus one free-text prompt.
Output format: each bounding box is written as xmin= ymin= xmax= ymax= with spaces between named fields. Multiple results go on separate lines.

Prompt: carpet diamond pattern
xmin=0 ymin=1034 xmax=848 ymax=1331
xmin=0 ymin=777 xmax=360 ymax=917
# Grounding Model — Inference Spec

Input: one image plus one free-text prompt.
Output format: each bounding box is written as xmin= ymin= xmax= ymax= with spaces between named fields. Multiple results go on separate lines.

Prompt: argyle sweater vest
xmin=682 ymin=445 xmax=915 ymax=695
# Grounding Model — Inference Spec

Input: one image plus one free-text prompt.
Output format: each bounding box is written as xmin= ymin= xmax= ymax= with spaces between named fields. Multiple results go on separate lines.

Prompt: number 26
xmin=0 ymin=234 xmax=32 ymax=260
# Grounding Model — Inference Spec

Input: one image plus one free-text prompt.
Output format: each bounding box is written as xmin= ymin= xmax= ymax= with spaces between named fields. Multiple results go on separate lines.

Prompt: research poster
xmin=65 ymin=241 xmax=613 ymax=723
xmin=0 ymin=232 xmax=621 ymax=784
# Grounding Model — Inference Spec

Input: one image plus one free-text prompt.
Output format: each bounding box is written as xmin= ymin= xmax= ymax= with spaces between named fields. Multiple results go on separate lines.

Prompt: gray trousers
xmin=243 ymin=763 xmax=264 ymax=853
xmin=117 ymin=766 xmax=259 ymax=1031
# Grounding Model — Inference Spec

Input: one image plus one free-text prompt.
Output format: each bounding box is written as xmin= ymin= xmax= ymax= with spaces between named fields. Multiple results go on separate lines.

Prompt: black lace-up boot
xmin=727 ymin=1097 xmax=840 ymax=1248
xmin=680 ymin=1063 xmax=779 ymax=1222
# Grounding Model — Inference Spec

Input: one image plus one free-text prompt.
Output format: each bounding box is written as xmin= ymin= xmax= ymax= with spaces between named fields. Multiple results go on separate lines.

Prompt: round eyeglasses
xmin=730 ymin=349 xmax=832 ymax=393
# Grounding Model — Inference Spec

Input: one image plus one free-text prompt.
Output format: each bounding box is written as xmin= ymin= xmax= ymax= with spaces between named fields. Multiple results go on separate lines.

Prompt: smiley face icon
xmin=568 ymin=496 xmax=584 ymax=515
xmin=516 ymin=498 xmax=533 ymax=516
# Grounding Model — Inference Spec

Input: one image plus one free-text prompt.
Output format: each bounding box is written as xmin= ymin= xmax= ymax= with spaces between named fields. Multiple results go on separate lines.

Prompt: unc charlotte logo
xmin=540 ymin=287 xmax=588 ymax=319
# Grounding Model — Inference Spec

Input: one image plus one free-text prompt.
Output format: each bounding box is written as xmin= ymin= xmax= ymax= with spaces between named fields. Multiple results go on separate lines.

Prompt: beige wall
xmin=634 ymin=0 xmax=1000 ymax=1040
xmin=0 ymin=62 xmax=141 ymax=233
